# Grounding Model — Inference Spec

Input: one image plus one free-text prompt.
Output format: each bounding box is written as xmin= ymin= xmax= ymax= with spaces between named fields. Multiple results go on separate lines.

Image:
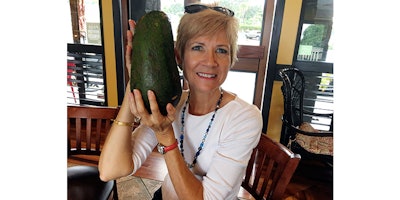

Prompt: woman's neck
xmin=188 ymin=88 xmax=223 ymax=115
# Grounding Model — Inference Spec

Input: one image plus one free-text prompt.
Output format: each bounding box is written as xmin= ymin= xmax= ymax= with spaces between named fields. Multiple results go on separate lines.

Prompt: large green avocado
xmin=130 ymin=11 xmax=182 ymax=116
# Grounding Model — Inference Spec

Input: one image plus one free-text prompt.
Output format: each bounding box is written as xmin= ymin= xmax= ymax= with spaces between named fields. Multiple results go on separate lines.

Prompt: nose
xmin=203 ymin=50 xmax=217 ymax=67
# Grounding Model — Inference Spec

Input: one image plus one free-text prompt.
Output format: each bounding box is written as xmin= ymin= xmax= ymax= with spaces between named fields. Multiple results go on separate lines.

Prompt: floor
xmin=283 ymin=159 xmax=333 ymax=200
xmin=67 ymin=150 xmax=165 ymax=200
xmin=68 ymin=149 xmax=333 ymax=200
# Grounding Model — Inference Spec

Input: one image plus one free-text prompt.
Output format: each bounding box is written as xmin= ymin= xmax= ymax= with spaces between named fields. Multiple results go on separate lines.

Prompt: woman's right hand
xmin=114 ymin=19 xmax=137 ymax=123
xmin=125 ymin=19 xmax=136 ymax=92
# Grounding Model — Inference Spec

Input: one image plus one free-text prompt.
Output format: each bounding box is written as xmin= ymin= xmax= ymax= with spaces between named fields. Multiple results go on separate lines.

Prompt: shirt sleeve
xmin=130 ymin=125 xmax=158 ymax=175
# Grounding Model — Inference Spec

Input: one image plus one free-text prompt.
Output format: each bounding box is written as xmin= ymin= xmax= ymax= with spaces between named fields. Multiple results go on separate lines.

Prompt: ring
xmin=134 ymin=116 xmax=141 ymax=124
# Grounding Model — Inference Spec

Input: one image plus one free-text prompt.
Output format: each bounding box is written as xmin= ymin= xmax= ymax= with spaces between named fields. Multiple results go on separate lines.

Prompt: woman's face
xmin=181 ymin=30 xmax=231 ymax=93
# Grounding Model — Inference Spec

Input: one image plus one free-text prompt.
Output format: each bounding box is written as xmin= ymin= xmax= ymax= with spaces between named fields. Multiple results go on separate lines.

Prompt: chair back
xmin=242 ymin=134 xmax=301 ymax=200
xmin=278 ymin=67 xmax=333 ymax=166
xmin=67 ymin=105 xmax=119 ymax=157
xmin=279 ymin=67 xmax=305 ymax=128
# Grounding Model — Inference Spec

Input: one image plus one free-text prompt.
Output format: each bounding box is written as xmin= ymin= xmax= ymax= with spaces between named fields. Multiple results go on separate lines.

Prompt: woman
xmin=99 ymin=3 xmax=263 ymax=200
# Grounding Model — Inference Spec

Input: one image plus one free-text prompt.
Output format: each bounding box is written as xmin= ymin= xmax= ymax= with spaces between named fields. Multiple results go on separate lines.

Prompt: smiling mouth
xmin=197 ymin=72 xmax=216 ymax=78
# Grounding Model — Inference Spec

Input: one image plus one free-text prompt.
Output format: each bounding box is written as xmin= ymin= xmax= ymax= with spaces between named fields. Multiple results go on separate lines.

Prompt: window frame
xmin=67 ymin=0 xmax=108 ymax=106
xmin=292 ymin=0 xmax=334 ymax=130
xmin=293 ymin=0 xmax=333 ymax=73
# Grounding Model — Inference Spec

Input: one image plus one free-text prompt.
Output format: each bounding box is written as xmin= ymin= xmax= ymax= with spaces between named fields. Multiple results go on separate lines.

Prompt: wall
xmin=102 ymin=0 xmax=119 ymax=107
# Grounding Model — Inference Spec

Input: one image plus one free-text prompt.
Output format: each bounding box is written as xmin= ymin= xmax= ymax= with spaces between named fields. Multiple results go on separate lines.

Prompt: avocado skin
xmin=130 ymin=11 xmax=182 ymax=116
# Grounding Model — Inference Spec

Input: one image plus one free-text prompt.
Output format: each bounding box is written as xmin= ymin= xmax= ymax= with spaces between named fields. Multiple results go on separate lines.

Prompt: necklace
xmin=179 ymin=89 xmax=223 ymax=168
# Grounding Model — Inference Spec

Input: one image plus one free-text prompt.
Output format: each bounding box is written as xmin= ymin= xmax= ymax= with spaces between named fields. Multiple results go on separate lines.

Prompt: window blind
xmin=67 ymin=43 xmax=106 ymax=106
xmin=302 ymin=71 xmax=333 ymax=131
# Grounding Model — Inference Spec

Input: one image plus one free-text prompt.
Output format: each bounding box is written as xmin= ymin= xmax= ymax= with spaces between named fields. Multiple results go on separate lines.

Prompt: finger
xmin=126 ymin=20 xmax=136 ymax=77
xmin=126 ymin=20 xmax=134 ymax=49
xmin=128 ymin=91 xmax=139 ymax=116
xmin=166 ymin=103 xmax=176 ymax=123
xmin=125 ymin=38 xmax=132 ymax=75
xmin=133 ymin=89 xmax=150 ymax=116
xmin=147 ymin=90 xmax=161 ymax=115
xmin=125 ymin=25 xmax=133 ymax=75
xmin=128 ymin=19 xmax=136 ymax=35
xmin=127 ymin=29 xmax=133 ymax=48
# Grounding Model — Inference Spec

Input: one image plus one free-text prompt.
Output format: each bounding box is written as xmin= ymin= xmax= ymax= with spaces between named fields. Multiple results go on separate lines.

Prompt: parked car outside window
xmin=245 ymin=30 xmax=261 ymax=40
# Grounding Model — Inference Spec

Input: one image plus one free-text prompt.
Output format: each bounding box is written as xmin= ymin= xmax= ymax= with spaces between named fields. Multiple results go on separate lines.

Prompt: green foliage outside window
xmin=162 ymin=0 xmax=264 ymax=31
xmin=300 ymin=24 xmax=326 ymax=48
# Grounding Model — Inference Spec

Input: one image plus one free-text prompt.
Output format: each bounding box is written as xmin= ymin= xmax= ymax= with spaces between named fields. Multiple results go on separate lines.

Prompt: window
xmin=162 ymin=0 xmax=265 ymax=46
xmin=297 ymin=23 xmax=333 ymax=62
xmin=67 ymin=44 xmax=105 ymax=106
xmin=210 ymin=0 xmax=265 ymax=46
xmin=296 ymin=0 xmax=333 ymax=63
xmin=161 ymin=0 xmax=268 ymax=105
xmin=222 ymin=71 xmax=256 ymax=104
xmin=294 ymin=0 xmax=334 ymax=130
xmin=67 ymin=0 xmax=105 ymax=106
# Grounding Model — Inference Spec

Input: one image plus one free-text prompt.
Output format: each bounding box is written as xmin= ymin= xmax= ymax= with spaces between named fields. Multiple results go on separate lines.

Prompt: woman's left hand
xmin=128 ymin=89 xmax=176 ymax=135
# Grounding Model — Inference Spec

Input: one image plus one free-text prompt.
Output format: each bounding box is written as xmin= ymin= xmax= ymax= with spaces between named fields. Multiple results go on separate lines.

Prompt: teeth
xmin=197 ymin=72 xmax=216 ymax=78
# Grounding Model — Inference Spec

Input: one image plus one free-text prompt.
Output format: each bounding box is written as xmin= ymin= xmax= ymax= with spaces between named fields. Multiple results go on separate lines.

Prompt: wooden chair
xmin=241 ymin=134 xmax=301 ymax=200
xmin=67 ymin=105 xmax=120 ymax=200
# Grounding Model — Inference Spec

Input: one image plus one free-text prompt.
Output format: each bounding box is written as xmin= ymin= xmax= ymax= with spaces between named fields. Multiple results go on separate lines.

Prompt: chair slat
xmin=86 ymin=118 xmax=92 ymax=152
xmin=67 ymin=105 xmax=119 ymax=157
xmin=95 ymin=118 xmax=102 ymax=152
xmin=75 ymin=118 xmax=82 ymax=151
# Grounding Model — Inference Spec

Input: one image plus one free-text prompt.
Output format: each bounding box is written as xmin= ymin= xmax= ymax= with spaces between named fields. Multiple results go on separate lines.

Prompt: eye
xmin=216 ymin=48 xmax=229 ymax=54
xmin=191 ymin=45 xmax=203 ymax=51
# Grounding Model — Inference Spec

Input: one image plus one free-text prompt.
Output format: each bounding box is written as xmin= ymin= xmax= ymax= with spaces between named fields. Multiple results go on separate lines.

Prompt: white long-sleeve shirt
xmin=130 ymin=90 xmax=263 ymax=200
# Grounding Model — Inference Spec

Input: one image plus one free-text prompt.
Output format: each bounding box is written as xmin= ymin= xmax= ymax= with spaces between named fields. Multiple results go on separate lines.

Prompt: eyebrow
xmin=189 ymin=41 xmax=229 ymax=47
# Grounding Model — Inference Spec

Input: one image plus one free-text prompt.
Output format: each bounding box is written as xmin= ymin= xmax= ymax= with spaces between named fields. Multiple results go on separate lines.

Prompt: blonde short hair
xmin=175 ymin=4 xmax=239 ymax=68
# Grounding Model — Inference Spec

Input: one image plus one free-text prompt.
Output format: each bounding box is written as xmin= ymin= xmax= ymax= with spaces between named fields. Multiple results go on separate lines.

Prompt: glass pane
xmin=161 ymin=0 xmax=265 ymax=46
xmin=303 ymin=72 xmax=333 ymax=131
xmin=297 ymin=0 xmax=334 ymax=62
xmin=161 ymin=0 xmax=183 ymax=41
xmin=210 ymin=0 xmax=265 ymax=46
xmin=297 ymin=23 xmax=334 ymax=62
xmin=67 ymin=46 xmax=105 ymax=106
xmin=222 ymin=71 xmax=256 ymax=104
xmin=68 ymin=0 xmax=102 ymax=45
xmin=85 ymin=0 xmax=102 ymax=45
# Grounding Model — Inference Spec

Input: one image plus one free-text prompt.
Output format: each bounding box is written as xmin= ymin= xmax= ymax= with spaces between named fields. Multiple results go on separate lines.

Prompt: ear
xmin=175 ymin=48 xmax=182 ymax=70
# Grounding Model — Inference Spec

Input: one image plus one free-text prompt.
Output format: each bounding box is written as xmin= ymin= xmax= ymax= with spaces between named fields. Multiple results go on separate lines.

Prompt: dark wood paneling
xmin=237 ymin=45 xmax=265 ymax=59
xmin=232 ymin=58 xmax=260 ymax=72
